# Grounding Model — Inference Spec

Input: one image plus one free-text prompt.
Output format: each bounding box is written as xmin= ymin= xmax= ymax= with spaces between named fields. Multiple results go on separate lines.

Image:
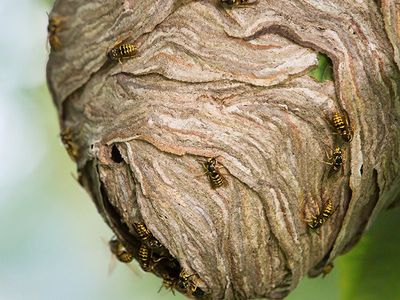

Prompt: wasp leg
xmin=341 ymin=150 xmax=346 ymax=176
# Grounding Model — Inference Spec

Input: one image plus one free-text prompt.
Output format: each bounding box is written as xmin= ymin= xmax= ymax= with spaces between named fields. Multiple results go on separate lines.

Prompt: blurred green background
xmin=0 ymin=1 xmax=399 ymax=299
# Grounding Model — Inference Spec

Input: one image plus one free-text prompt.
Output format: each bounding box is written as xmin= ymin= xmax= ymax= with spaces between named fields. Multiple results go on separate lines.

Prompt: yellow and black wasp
xmin=323 ymin=146 xmax=345 ymax=175
xmin=60 ymin=128 xmax=79 ymax=161
xmin=108 ymin=237 xmax=133 ymax=263
xmin=175 ymin=271 xmax=204 ymax=297
xmin=157 ymin=259 xmax=180 ymax=294
xmin=322 ymin=262 xmax=334 ymax=277
xmin=306 ymin=199 xmax=334 ymax=230
xmin=157 ymin=261 xmax=205 ymax=297
xmin=133 ymin=222 xmax=151 ymax=241
xmin=175 ymin=270 xmax=197 ymax=295
xmin=331 ymin=111 xmax=353 ymax=142
xmin=133 ymin=222 xmax=165 ymax=252
xmin=199 ymin=157 xmax=226 ymax=189
xmin=137 ymin=244 xmax=153 ymax=271
xmin=159 ymin=275 xmax=177 ymax=295
xmin=47 ymin=14 xmax=67 ymax=51
xmin=107 ymin=38 xmax=136 ymax=64
xmin=220 ymin=0 xmax=258 ymax=8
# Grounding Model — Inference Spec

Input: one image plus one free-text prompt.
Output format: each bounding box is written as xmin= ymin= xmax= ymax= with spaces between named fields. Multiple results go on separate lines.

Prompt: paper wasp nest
xmin=47 ymin=0 xmax=400 ymax=299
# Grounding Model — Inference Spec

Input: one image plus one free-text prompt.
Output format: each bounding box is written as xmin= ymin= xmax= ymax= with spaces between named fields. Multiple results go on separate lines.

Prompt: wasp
xmin=158 ymin=267 xmax=205 ymax=297
xmin=199 ymin=157 xmax=226 ymax=188
xmin=323 ymin=146 xmax=345 ymax=175
xmin=159 ymin=274 xmax=178 ymax=295
xmin=107 ymin=38 xmax=136 ymax=64
xmin=307 ymin=199 xmax=334 ymax=230
xmin=175 ymin=271 xmax=202 ymax=296
xmin=175 ymin=271 xmax=192 ymax=291
xmin=148 ymin=237 xmax=163 ymax=249
xmin=108 ymin=237 xmax=133 ymax=263
xmin=133 ymin=222 xmax=151 ymax=241
xmin=138 ymin=243 xmax=167 ymax=272
xmin=322 ymin=262 xmax=334 ymax=277
xmin=220 ymin=0 xmax=257 ymax=8
xmin=60 ymin=128 xmax=79 ymax=161
xmin=47 ymin=14 xmax=67 ymax=51
xmin=331 ymin=111 xmax=353 ymax=142
xmin=137 ymin=244 xmax=153 ymax=271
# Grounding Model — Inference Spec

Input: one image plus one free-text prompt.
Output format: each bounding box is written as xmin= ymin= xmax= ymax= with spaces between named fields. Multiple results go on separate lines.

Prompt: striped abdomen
xmin=307 ymin=200 xmax=334 ymax=229
xmin=108 ymin=43 xmax=136 ymax=61
xmin=133 ymin=222 xmax=151 ymax=241
xmin=208 ymin=171 xmax=224 ymax=188
xmin=203 ymin=157 xmax=225 ymax=188
xmin=332 ymin=112 xmax=352 ymax=142
xmin=332 ymin=112 xmax=345 ymax=131
xmin=321 ymin=200 xmax=333 ymax=219
xmin=138 ymin=244 xmax=151 ymax=271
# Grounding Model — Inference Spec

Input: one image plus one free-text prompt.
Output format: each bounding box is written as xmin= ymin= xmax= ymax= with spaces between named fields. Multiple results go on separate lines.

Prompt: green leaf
xmin=337 ymin=208 xmax=400 ymax=300
xmin=309 ymin=53 xmax=333 ymax=82
xmin=285 ymin=208 xmax=400 ymax=300
xmin=287 ymin=272 xmax=340 ymax=300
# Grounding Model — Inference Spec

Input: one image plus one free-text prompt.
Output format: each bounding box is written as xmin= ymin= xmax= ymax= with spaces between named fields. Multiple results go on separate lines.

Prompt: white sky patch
xmin=0 ymin=94 xmax=47 ymax=194
xmin=0 ymin=0 xmax=50 ymax=197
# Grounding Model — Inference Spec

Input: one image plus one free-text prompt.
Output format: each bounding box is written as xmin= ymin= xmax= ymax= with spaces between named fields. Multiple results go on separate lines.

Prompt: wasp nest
xmin=47 ymin=0 xmax=400 ymax=299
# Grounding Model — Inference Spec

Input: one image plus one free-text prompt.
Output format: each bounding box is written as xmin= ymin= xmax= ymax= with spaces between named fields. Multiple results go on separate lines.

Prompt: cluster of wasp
xmin=193 ymin=113 xmax=352 ymax=279
xmin=51 ymin=0 xmax=353 ymax=287
xmin=305 ymin=111 xmax=353 ymax=231
xmin=109 ymin=222 xmax=204 ymax=298
xmin=197 ymin=111 xmax=353 ymax=233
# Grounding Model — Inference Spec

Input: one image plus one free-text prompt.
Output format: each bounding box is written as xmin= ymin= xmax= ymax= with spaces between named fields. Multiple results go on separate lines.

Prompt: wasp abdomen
xmin=321 ymin=200 xmax=333 ymax=218
xmin=307 ymin=200 xmax=334 ymax=230
xmin=332 ymin=112 xmax=353 ymax=142
xmin=118 ymin=251 xmax=134 ymax=263
xmin=108 ymin=238 xmax=134 ymax=263
xmin=201 ymin=157 xmax=225 ymax=188
xmin=107 ymin=43 xmax=136 ymax=62
xmin=209 ymin=172 xmax=224 ymax=188
xmin=138 ymin=244 xmax=152 ymax=271
xmin=133 ymin=222 xmax=151 ymax=240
